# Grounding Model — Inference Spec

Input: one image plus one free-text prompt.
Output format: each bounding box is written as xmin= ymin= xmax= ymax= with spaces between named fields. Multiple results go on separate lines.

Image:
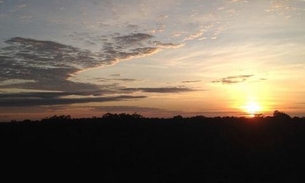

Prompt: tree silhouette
xmin=273 ymin=110 xmax=291 ymax=120
xmin=2 ymin=112 xmax=305 ymax=182
xmin=42 ymin=115 xmax=71 ymax=122
xmin=102 ymin=113 xmax=143 ymax=120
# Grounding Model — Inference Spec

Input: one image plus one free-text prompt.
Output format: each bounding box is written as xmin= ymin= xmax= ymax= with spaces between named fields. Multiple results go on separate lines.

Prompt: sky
xmin=1 ymin=0 xmax=305 ymax=121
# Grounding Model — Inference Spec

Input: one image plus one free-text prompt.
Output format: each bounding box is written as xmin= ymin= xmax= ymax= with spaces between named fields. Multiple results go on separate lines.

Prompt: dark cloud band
xmin=0 ymin=94 xmax=146 ymax=107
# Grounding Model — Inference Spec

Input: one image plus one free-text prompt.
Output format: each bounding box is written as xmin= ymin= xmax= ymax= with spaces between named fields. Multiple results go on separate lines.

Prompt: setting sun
xmin=243 ymin=101 xmax=262 ymax=116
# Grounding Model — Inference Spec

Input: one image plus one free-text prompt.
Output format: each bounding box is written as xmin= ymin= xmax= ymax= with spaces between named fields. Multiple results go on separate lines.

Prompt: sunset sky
xmin=1 ymin=0 xmax=305 ymax=121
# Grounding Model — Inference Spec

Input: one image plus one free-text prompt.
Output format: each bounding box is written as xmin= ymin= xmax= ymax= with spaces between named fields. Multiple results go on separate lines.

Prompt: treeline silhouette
xmin=1 ymin=111 xmax=305 ymax=182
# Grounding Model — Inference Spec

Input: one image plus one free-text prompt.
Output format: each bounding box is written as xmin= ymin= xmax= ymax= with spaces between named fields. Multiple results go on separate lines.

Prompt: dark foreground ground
xmin=1 ymin=115 xmax=305 ymax=182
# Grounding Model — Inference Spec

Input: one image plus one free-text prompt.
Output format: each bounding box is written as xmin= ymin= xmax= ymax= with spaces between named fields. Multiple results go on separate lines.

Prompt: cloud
xmin=110 ymin=74 xmax=122 ymax=77
xmin=16 ymin=4 xmax=27 ymax=8
xmin=126 ymin=24 xmax=139 ymax=30
xmin=19 ymin=15 xmax=32 ymax=20
xmin=265 ymin=0 xmax=300 ymax=18
xmin=0 ymin=86 xmax=194 ymax=107
xmin=113 ymin=78 xmax=138 ymax=82
xmin=212 ymin=75 xmax=254 ymax=84
xmin=68 ymin=31 xmax=182 ymax=53
xmin=153 ymin=41 xmax=184 ymax=48
xmin=0 ymin=34 xmax=174 ymax=92
xmin=0 ymin=33 xmax=186 ymax=107
xmin=183 ymin=31 xmax=205 ymax=41
xmin=0 ymin=38 xmax=97 ymax=90
xmin=93 ymin=105 xmax=168 ymax=113
xmin=0 ymin=91 xmax=103 ymax=99
xmin=0 ymin=79 xmax=35 ymax=86
xmin=92 ymin=77 xmax=138 ymax=83
xmin=182 ymin=80 xmax=201 ymax=83
xmin=0 ymin=105 xmax=67 ymax=114
xmin=121 ymin=87 xmax=195 ymax=93
xmin=114 ymin=33 xmax=154 ymax=46
xmin=0 ymin=92 xmax=146 ymax=107
xmin=227 ymin=0 xmax=248 ymax=3
xmin=229 ymin=0 xmax=240 ymax=2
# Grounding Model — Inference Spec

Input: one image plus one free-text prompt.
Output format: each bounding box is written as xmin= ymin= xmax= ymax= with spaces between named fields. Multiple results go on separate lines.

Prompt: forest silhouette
xmin=1 ymin=111 xmax=305 ymax=182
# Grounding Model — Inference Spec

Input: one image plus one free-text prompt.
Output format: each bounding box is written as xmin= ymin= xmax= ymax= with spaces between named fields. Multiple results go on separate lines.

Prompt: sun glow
xmin=243 ymin=101 xmax=262 ymax=116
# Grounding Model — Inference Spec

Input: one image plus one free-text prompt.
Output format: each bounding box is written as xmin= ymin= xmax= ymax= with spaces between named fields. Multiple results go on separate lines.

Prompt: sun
xmin=243 ymin=101 xmax=262 ymax=116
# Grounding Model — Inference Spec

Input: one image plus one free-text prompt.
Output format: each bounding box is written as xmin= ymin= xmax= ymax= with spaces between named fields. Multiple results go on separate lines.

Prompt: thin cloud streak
xmin=0 ymin=94 xmax=146 ymax=107
xmin=121 ymin=87 xmax=195 ymax=93
xmin=212 ymin=75 xmax=254 ymax=84
xmin=182 ymin=80 xmax=201 ymax=83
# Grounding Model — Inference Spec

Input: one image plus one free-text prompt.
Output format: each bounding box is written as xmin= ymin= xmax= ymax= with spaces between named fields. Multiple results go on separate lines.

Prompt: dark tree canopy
xmin=273 ymin=110 xmax=291 ymax=120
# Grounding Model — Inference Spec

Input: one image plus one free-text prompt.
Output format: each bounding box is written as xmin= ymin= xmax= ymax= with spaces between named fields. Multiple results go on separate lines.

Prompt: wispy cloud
xmin=110 ymin=74 xmax=122 ymax=77
xmin=228 ymin=0 xmax=247 ymax=3
xmin=182 ymin=80 xmax=201 ymax=84
xmin=121 ymin=87 xmax=195 ymax=93
xmin=19 ymin=15 xmax=32 ymax=20
xmin=212 ymin=75 xmax=254 ymax=84
xmin=113 ymin=78 xmax=138 ymax=82
xmin=16 ymin=4 xmax=27 ymax=8
xmin=114 ymin=33 xmax=154 ymax=46
xmin=92 ymin=77 xmax=138 ymax=83
xmin=153 ymin=41 xmax=184 ymax=48
xmin=183 ymin=30 xmax=205 ymax=41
